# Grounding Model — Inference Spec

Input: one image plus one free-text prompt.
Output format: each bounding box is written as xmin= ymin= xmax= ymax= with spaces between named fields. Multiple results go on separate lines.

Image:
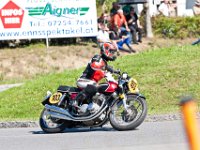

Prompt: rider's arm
xmin=106 ymin=65 xmax=120 ymax=74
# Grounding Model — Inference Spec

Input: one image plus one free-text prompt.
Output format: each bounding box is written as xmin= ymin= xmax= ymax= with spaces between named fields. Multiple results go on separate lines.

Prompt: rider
xmin=75 ymin=42 xmax=120 ymax=111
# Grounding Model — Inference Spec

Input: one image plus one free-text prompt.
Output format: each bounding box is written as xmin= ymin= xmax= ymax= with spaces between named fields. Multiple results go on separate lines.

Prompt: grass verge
xmin=0 ymin=44 xmax=199 ymax=121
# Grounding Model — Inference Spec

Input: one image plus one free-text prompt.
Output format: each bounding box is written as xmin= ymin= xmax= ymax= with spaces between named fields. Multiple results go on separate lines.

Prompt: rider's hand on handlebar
xmin=114 ymin=69 xmax=121 ymax=75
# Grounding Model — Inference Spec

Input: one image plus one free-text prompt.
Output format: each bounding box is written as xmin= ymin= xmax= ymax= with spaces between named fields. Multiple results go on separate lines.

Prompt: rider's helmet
xmin=100 ymin=42 xmax=117 ymax=61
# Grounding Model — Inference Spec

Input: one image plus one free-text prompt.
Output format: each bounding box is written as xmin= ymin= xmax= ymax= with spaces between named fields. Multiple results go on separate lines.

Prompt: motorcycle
xmin=39 ymin=71 xmax=147 ymax=133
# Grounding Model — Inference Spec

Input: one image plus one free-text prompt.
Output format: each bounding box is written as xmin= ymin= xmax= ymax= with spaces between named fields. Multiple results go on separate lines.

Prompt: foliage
xmin=96 ymin=0 xmax=116 ymax=16
xmin=0 ymin=45 xmax=200 ymax=120
xmin=152 ymin=16 xmax=200 ymax=39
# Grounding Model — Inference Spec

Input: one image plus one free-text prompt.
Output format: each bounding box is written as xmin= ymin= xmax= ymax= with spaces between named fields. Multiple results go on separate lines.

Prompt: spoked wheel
xmin=121 ymin=106 xmax=138 ymax=122
xmin=109 ymin=94 xmax=147 ymax=131
xmin=39 ymin=108 xmax=66 ymax=133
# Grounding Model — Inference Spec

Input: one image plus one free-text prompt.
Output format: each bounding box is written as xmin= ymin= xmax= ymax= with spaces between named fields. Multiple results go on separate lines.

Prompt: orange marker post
xmin=180 ymin=96 xmax=200 ymax=150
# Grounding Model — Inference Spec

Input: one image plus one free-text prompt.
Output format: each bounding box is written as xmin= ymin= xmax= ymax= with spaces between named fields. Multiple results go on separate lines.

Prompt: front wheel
xmin=39 ymin=108 xmax=66 ymax=133
xmin=109 ymin=94 xmax=147 ymax=131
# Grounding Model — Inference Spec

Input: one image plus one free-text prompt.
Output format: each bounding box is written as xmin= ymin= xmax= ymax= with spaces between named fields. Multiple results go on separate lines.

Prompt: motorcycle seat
xmin=57 ymin=85 xmax=81 ymax=93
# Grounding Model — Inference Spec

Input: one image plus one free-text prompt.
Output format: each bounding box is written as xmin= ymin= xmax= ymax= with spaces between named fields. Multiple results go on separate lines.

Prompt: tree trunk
xmin=102 ymin=1 xmax=106 ymax=13
xmin=145 ymin=1 xmax=153 ymax=38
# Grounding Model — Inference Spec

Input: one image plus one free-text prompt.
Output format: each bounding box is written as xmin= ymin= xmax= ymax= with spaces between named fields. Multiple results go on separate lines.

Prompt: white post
xmin=46 ymin=36 xmax=49 ymax=50
xmin=145 ymin=0 xmax=154 ymax=38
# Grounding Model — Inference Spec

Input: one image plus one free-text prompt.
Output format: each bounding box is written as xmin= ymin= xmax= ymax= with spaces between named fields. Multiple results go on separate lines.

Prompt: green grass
xmin=112 ymin=45 xmax=200 ymax=114
xmin=0 ymin=44 xmax=200 ymax=121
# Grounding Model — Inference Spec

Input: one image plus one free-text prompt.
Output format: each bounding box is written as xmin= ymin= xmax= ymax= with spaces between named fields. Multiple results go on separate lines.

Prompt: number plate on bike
xmin=49 ymin=92 xmax=62 ymax=104
xmin=128 ymin=78 xmax=138 ymax=93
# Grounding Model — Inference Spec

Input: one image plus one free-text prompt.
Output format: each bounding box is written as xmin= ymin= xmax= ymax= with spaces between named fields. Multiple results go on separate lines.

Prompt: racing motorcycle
xmin=39 ymin=71 xmax=147 ymax=133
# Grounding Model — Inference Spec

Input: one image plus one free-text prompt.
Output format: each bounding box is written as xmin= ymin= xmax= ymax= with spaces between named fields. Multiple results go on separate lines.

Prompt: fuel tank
xmin=97 ymin=81 xmax=118 ymax=93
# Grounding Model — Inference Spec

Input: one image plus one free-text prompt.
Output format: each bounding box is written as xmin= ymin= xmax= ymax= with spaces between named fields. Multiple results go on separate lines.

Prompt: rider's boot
xmin=84 ymin=84 xmax=98 ymax=112
xmin=74 ymin=91 xmax=87 ymax=107
xmin=75 ymin=84 xmax=97 ymax=107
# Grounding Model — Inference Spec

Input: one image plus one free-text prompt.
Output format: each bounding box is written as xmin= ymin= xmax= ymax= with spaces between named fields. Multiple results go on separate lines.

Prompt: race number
xmin=49 ymin=92 xmax=62 ymax=104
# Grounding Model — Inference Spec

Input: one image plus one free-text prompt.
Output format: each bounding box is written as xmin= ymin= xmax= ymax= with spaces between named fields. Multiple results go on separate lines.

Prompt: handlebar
xmin=113 ymin=69 xmax=121 ymax=75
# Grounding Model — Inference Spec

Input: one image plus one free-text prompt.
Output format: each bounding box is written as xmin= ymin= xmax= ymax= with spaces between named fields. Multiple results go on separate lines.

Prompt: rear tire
xmin=109 ymin=94 xmax=147 ymax=131
xmin=39 ymin=108 xmax=66 ymax=133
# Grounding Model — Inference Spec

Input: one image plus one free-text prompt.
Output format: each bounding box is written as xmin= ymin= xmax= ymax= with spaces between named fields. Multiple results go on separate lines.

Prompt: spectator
xmin=110 ymin=2 xmax=120 ymax=17
xmin=110 ymin=31 xmax=136 ymax=53
xmin=193 ymin=0 xmax=200 ymax=16
xmin=97 ymin=11 xmax=110 ymax=29
xmin=110 ymin=9 xmax=130 ymax=37
xmin=126 ymin=7 xmax=143 ymax=44
xmin=170 ymin=1 xmax=177 ymax=17
xmin=122 ymin=4 xmax=132 ymax=16
xmin=96 ymin=23 xmax=111 ymax=47
xmin=192 ymin=38 xmax=200 ymax=45
xmin=158 ymin=0 xmax=171 ymax=16
xmin=96 ymin=23 xmax=118 ymax=52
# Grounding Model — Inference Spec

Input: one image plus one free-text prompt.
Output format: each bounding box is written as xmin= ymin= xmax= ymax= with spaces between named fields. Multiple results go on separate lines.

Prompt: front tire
xmin=39 ymin=108 xmax=66 ymax=133
xmin=109 ymin=94 xmax=147 ymax=131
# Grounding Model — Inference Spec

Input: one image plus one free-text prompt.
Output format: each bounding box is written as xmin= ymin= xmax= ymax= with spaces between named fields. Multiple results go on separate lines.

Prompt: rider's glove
xmin=114 ymin=69 xmax=121 ymax=75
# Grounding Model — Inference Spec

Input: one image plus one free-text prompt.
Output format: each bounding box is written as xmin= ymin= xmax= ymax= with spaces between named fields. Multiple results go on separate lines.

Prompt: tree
xmin=96 ymin=0 xmax=116 ymax=13
xmin=144 ymin=0 xmax=153 ymax=38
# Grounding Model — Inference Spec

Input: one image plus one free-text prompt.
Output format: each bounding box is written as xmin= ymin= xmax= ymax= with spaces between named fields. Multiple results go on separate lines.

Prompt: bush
xmin=152 ymin=16 xmax=200 ymax=39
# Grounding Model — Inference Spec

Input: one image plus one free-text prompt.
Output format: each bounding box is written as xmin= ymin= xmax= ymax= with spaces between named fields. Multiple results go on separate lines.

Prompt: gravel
xmin=0 ymin=121 xmax=39 ymax=128
xmin=0 ymin=113 xmax=193 ymax=128
xmin=1 ymin=113 xmax=200 ymax=128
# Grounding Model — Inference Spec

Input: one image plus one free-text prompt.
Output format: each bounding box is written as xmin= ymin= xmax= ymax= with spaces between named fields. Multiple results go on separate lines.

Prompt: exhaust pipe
xmin=49 ymin=111 xmax=72 ymax=120
xmin=45 ymin=104 xmax=73 ymax=119
xmin=45 ymin=102 xmax=108 ymax=121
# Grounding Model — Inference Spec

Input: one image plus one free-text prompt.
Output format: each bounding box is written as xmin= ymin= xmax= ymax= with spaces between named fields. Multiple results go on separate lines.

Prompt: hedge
xmin=152 ymin=16 xmax=200 ymax=39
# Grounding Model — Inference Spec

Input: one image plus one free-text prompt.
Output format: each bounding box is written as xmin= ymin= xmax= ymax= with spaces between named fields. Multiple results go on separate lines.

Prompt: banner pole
xmin=46 ymin=36 xmax=49 ymax=50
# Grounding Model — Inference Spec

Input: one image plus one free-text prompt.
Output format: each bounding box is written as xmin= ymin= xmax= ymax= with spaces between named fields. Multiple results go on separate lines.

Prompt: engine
xmin=82 ymin=93 xmax=106 ymax=126
xmin=92 ymin=93 xmax=105 ymax=106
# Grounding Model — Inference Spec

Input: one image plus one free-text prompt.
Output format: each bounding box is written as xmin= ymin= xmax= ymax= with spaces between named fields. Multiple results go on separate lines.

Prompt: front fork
xmin=118 ymin=82 xmax=129 ymax=111
xmin=123 ymin=96 xmax=129 ymax=111
xmin=119 ymin=93 xmax=128 ymax=111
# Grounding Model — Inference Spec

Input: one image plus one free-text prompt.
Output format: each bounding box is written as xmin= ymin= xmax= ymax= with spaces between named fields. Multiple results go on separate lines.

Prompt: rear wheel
xmin=39 ymin=108 xmax=66 ymax=133
xmin=109 ymin=94 xmax=147 ymax=131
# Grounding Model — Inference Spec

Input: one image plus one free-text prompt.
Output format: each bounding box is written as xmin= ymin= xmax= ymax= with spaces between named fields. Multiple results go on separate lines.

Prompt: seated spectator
xmin=122 ymin=4 xmax=132 ymax=16
xmin=110 ymin=2 xmax=120 ymax=17
xmin=96 ymin=23 xmax=110 ymax=47
xmin=110 ymin=30 xmax=136 ymax=53
xmin=126 ymin=7 xmax=143 ymax=44
xmin=193 ymin=0 xmax=200 ymax=16
xmin=192 ymin=38 xmax=200 ymax=45
xmin=97 ymin=11 xmax=110 ymax=29
xmin=96 ymin=23 xmax=118 ymax=51
xmin=110 ymin=9 xmax=130 ymax=39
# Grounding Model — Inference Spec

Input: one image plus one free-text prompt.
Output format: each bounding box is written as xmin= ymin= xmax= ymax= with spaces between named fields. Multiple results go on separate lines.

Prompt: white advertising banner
xmin=0 ymin=0 xmax=98 ymax=40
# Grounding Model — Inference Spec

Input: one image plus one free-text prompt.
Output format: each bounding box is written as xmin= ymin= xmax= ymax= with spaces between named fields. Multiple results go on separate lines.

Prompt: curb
xmin=0 ymin=114 xmax=191 ymax=129
xmin=0 ymin=121 xmax=39 ymax=128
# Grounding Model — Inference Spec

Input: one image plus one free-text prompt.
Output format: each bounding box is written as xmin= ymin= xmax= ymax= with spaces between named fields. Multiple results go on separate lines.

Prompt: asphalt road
xmin=0 ymin=120 xmax=189 ymax=150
